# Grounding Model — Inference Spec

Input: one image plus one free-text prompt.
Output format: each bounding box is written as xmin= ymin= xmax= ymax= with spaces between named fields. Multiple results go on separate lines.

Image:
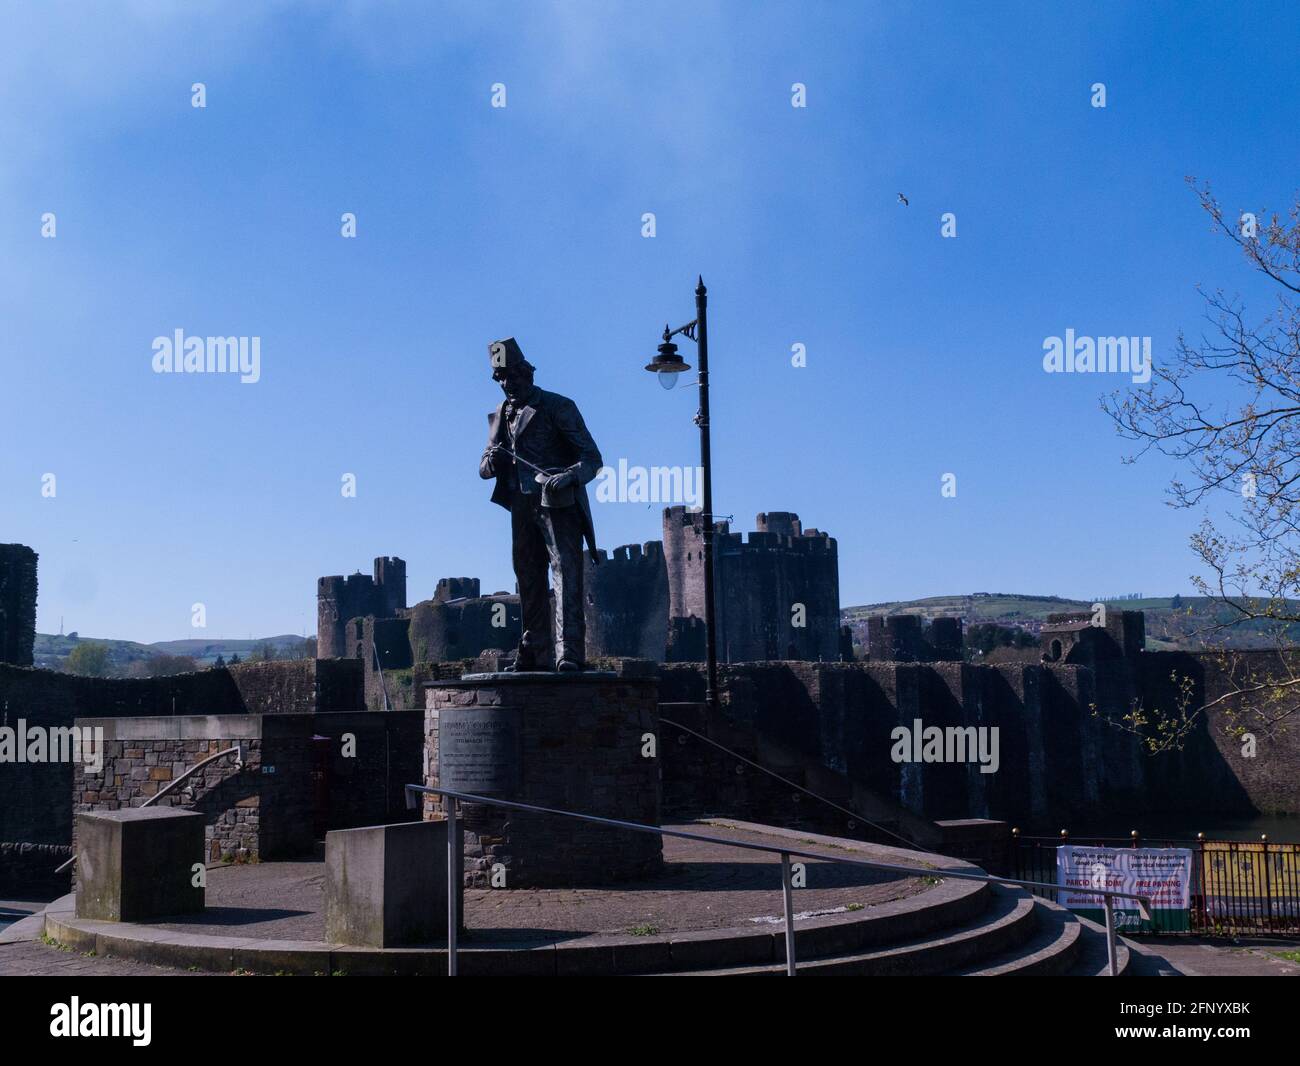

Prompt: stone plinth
xmin=325 ymin=820 xmax=455 ymax=947
xmin=75 ymin=808 xmax=205 ymax=921
xmin=424 ymin=672 xmax=663 ymax=888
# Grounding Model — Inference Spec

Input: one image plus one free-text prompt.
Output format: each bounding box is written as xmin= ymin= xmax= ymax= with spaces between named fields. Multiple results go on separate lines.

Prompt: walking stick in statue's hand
xmin=494 ymin=445 xmax=564 ymax=484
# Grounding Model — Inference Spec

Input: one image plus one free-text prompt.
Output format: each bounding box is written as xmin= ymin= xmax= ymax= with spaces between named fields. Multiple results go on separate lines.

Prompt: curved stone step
xmin=671 ymin=882 xmax=1039 ymax=976
xmin=948 ymin=895 xmax=1084 ymax=975
xmin=40 ymin=873 xmax=997 ymax=977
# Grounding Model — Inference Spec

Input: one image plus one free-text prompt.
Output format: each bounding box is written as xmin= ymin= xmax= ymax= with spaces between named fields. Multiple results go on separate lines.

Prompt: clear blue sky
xmin=2 ymin=1 xmax=1297 ymax=643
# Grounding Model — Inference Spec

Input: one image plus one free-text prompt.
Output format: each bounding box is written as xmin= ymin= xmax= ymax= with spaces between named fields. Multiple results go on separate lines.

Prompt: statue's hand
xmin=544 ymin=470 xmax=576 ymax=493
xmin=480 ymin=444 xmax=505 ymax=479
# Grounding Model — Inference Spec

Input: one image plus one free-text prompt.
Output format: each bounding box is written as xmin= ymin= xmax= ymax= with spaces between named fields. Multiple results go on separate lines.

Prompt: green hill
xmin=842 ymin=593 xmax=1093 ymax=624
xmin=841 ymin=594 xmax=1300 ymax=651
xmin=32 ymin=632 xmax=314 ymax=673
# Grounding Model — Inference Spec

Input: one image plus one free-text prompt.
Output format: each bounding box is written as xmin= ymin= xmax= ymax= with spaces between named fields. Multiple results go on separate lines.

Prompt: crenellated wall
xmin=584 ymin=541 xmax=670 ymax=660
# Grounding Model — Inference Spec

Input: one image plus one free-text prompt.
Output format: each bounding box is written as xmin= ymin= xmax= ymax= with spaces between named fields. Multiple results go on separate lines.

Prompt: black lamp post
xmin=644 ymin=276 xmax=719 ymax=711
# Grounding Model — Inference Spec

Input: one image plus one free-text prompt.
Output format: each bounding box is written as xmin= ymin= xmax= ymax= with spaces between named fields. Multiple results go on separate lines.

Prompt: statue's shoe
xmin=506 ymin=650 xmax=550 ymax=672
xmin=556 ymin=658 xmax=585 ymax=673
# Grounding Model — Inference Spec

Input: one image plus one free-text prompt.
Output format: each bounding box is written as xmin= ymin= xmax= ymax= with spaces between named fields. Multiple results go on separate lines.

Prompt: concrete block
xmin=325 ymin=820 xmax=455 ymax=947
xmin=75 ymin=808 xmax=205 ymax=921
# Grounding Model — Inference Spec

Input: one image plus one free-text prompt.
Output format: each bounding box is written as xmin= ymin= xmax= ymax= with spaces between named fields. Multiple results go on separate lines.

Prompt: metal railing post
xmin=780 ymin=851 xmax=796 ymax=976
xmin=1103 ymin=894 xmax=1118 ymax=976
xmin=1262 ymin=835 xmax=1274 ymax=932
xmin=447 ymin=798 xmax=460 ymax=977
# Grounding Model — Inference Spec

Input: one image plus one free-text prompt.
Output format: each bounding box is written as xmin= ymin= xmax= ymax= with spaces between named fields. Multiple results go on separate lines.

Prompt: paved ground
xmin=146 ymin=821 xmax=932 ymax=943
xmin=0 ymin=939 xmax=202 ymax=976
xmin=1133 ymin=935 xmax=1300 ymax=976
xmin=7 ymin=824 xmax=1300 ymax=976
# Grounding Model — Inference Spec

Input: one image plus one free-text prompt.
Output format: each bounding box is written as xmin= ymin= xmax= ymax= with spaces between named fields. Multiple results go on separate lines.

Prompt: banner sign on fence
xmin=1203 ymin=841 xmax=1300 ymax=921
xmin=1056 ymin=845 xmax=1192 ymax=933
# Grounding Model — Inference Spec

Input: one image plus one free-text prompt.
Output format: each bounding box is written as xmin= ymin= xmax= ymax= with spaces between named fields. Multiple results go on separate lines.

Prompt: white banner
xmin=1056 ymin=845 xmax=1192 ymax=932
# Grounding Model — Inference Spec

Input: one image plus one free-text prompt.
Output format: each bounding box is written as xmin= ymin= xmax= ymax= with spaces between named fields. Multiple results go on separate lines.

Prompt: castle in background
xmin=316 ymin=506 xmax=846 ymax=678
xmin=0 ymin=544 xmax=38 ymax=668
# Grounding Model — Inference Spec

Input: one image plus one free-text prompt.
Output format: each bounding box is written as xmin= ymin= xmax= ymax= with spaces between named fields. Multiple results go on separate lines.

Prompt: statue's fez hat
xmin=489 ymin=337 xmax=527 ymax=370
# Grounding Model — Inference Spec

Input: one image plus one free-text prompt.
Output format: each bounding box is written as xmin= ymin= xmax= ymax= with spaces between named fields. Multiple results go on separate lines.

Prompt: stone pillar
xmin=424 ymin=672 xmax=663 ymax=888
xmin=75 ymin=808 xmax=205 ymax=921
xmin=325 ymin=820 xmax=455 ymax=947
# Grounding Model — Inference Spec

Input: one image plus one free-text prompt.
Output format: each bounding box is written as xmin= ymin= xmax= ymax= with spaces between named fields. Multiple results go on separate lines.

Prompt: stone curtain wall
xmin=1140 ymin=650 xmax=1299 ymax=817
xmin=0 ymin=544 xmax=38 ymax=667
xmin=584 ymin=543 xmax=670 ymax=660
xmin=658 ymin=653 xmax=1299 ymax=829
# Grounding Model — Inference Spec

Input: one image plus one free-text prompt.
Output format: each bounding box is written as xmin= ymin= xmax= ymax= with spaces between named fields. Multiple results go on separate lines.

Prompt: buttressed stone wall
xmin=657 ymin=644 xmax=1298 ymax=829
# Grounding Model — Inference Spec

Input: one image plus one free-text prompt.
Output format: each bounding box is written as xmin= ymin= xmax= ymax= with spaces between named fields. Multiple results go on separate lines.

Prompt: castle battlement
xmin=608 ymin=541 xmax=665 ymax=565
xmin=316 ymin=556 xmax=407 ymax=659
xmin=663 ymin=508 xmax=842 ymax=662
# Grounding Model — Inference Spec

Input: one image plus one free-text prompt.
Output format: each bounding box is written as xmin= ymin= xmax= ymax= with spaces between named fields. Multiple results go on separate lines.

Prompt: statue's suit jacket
xmin=481 ymin=387 xmax=602 ymax=562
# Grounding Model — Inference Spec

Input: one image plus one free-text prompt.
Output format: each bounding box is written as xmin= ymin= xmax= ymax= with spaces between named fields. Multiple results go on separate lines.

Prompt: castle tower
xmin=374 ymin=556 xmax=407 ymax=615
xmin=0 ymin=544 xmax=38 ymax=667
xmin=663 ymin=507 xmax=840 ymax=663
xmin=316 ymin=555 xmax=406 ymax=659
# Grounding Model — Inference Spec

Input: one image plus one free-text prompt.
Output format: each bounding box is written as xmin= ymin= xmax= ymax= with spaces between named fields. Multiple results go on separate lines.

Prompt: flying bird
xmin=897 ymin=193 xmax=909 ymax=206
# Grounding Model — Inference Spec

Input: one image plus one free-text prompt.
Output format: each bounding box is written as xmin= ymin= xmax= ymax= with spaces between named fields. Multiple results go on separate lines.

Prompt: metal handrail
xmin=405 ymin=783 xmax=1153 ymax=977
xmin=659 ymin=716 xmax=923 ymax=850
xmin=142 ymin=745 xmax=244 ymax=808
xmin=55 ymin=745 xmax=245 ymax=873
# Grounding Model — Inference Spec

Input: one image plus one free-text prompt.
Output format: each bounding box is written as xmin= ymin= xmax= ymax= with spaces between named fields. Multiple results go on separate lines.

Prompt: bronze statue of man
xmin=480 ymin=338 xmax=602 ymax=672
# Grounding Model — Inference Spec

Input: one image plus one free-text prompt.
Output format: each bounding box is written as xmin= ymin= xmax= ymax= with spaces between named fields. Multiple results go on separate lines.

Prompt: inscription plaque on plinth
xmin=437 ymin=705 xmax=521 ymax=795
